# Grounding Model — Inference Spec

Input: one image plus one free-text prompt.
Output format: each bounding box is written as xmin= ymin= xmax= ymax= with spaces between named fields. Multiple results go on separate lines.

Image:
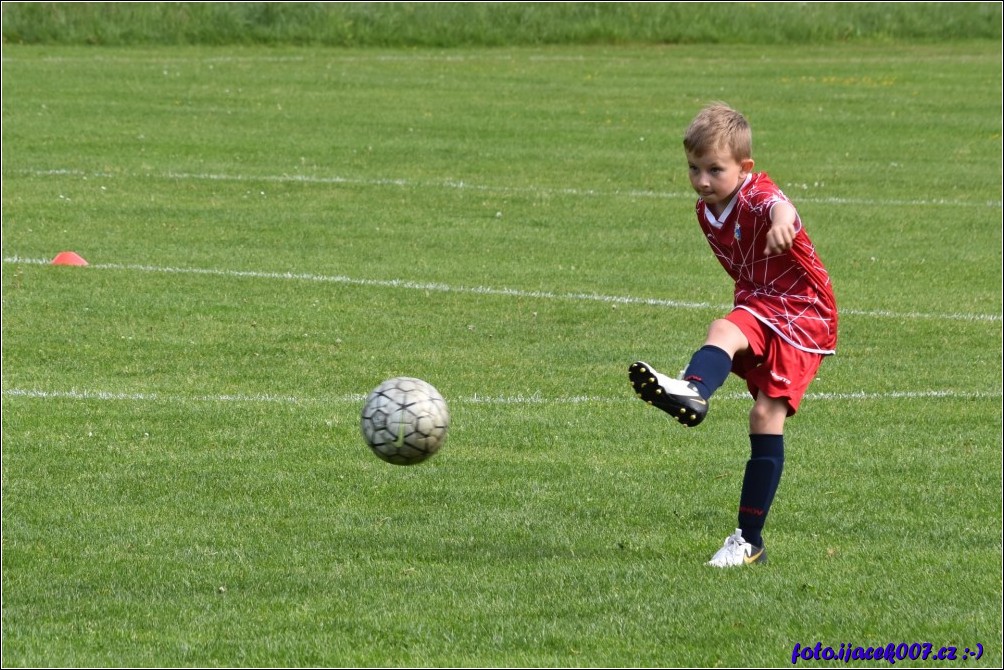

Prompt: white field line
xmin=3 ymin=387 xmax=1000 ymax=406
xmin=19 ymin=168 xmax=1004 ymax=209
xmin=4 ymin=256 xmax=1001 ymax=323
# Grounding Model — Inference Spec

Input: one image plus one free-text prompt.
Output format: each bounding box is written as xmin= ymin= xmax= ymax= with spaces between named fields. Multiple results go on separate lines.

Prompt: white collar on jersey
xmin=703 ymin=173 xmax=752 ymax=229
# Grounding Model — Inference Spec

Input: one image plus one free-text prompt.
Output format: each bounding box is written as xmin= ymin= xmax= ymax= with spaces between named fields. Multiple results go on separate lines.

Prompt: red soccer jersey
xmin=695 ymin=172 xmax=838 ymax=355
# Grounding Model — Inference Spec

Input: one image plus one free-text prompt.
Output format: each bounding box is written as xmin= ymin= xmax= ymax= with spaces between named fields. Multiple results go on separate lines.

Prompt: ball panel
xmin=360 ymin=376 xmax=449 ymax=465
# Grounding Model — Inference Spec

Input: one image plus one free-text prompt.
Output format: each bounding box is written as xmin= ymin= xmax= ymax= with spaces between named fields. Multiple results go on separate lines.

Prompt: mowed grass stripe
xmin=1 ymin=45 xmax=997 ymax=66
xmin=17 ymin=167 xmax=1004 ymax=209
xmin=3 ymin=257 xmax=1000 ymax=323
xmin=4 ymin=387 xmax=1001 ymax=406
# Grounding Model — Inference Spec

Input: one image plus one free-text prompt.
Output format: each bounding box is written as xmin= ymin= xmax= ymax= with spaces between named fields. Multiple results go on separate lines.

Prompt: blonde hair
xmin=683 ymin=103 xmax=752 ymax=161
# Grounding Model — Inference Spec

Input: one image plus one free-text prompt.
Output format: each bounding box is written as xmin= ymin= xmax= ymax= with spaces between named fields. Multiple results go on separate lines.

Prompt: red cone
xmin=51 ymin=251 xmax=89 ymax=266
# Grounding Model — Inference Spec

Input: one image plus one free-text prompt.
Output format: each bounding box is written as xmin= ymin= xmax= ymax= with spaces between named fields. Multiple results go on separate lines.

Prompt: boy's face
xmin=686 ymin=148 xmax=754 ymax=213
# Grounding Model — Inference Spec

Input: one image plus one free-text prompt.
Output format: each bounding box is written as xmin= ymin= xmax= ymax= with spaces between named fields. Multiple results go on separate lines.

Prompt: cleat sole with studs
xmin=628 ymin=361 xmax=708 ymax=427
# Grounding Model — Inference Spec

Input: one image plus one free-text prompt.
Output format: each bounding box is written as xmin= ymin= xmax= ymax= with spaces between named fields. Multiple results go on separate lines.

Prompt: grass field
xmin=3 ymin=2 xmax=1000 ymax=46
xmin=2 ymin=38 xmax=1002 ymax=667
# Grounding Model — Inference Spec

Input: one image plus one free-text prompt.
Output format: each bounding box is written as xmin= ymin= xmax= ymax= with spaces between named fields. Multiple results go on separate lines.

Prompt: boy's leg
xmin=737 ymin=394 xmax=789 ymax=549
xmin=686 ymin=317 xmax=751 ymax=396
xmin=710 ymin=355 xmax=816 ymax=568
xmin=629 ymin=318 xmax=749 ymax=426
xmin=708 ymin=424 xmax=785 ymax=567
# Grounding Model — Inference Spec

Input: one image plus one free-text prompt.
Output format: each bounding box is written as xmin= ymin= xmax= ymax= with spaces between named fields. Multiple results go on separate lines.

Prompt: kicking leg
xmin=629 ymin=319 xmax=750 ymax=427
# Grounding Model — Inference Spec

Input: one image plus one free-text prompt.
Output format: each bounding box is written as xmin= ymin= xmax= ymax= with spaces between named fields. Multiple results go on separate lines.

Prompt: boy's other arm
xmin=765 ymin=202 xmax=798 ymax=255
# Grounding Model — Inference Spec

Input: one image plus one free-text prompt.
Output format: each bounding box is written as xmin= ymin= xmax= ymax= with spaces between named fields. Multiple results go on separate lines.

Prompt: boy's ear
xmin=740 ymin=158 xmax=755 ymax=176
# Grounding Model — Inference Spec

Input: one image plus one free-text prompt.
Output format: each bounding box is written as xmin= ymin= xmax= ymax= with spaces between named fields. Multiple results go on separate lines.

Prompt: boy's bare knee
xmin=705 ymin=319 xmax=748 ymax=357
xmin=749 ymin=396 xmax=788 ymax=434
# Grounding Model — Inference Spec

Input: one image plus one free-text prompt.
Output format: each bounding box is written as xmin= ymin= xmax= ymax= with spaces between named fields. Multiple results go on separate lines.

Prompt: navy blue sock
xmin=738 ymin=434 xmax=784 ymax=548
xmin=682 ymin=345 xmax=732 ymax=400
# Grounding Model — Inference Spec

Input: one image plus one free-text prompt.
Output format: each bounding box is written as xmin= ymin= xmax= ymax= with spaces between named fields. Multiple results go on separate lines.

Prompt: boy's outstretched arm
xmin=765 ymin=201 xmax=799 ymax=255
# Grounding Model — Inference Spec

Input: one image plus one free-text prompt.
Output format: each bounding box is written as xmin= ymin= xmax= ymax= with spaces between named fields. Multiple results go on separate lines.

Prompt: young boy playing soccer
xmin=630 ymin=103 xmax=838 ymax=568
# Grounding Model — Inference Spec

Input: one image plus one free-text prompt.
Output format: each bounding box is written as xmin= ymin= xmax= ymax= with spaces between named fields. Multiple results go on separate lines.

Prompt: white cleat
xmin=629 ymin=361 xmax=709 ymax=427
xmin=707 ymin=529 xmax=767 ymax=568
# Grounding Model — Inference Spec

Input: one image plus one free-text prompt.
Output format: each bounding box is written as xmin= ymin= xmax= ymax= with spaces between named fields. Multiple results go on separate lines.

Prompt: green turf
xmin=2 ymin=41 xmax=1001 ymax=667
xmin=2 ymin=2 xmax=1000 ymax=46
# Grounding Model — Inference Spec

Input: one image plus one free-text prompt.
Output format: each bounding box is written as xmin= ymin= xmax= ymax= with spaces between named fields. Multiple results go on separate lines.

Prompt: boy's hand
xmin=765 ymin=202 xmax=798 ymax=255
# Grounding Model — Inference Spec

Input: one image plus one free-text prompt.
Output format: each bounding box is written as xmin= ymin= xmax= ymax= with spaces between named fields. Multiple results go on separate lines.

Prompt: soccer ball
xmin=360 ymin=377 xmax=450 ymax=465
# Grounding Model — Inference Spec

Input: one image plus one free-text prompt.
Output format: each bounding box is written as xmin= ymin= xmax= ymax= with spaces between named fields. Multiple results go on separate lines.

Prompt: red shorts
xmin=726 ymin=308 xmax=825 ymax=416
